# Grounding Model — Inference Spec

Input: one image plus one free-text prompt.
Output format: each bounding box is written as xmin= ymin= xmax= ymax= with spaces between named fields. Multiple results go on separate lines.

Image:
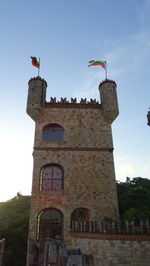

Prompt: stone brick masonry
xmin=27 ymin=78 xmax=119 ymax=244
xmin=27 ymin=77 xmax=150 ymax=266
xmin=70 ymin=233 xmax=150 ymax=266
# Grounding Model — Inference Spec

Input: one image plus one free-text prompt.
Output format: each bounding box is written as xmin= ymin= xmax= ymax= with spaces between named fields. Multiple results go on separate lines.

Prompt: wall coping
xmin=45 ymin=102 xmax=101 ymax=109
xmin=70 ymin=232 xmax=150 ymax=241
xmin=34 ymin=147 xmax=113 ymax=152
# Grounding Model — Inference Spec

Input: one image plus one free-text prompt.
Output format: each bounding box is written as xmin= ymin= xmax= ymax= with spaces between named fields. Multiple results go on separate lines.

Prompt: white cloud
xmin=114 ymin=155 xmax=150 ymax=182
xmin=115 ymin=156 xmax=137 ymax=182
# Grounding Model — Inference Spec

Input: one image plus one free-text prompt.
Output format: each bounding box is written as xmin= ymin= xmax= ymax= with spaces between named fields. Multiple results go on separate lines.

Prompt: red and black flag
xmin=31 ymin=56 xmax=40 ymax=68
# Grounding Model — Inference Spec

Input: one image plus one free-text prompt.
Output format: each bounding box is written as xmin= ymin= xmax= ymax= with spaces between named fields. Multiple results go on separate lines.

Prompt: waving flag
xmin=88 ymin=60 xmax=106 ymax=69
xmin=31 ymin=56 xmax=40 ymax=68
xmin=88 ymin=60 xmax=107 ymax=79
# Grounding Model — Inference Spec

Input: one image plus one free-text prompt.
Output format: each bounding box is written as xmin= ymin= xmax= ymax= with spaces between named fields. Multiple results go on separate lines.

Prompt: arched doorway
xmin=38 ymin=208 xmax=63 ymax=242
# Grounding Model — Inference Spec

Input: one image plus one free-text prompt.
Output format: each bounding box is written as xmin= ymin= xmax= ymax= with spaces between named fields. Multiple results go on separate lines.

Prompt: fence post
xmin=125 ymin=220 xmax=129 ymax=234
xmin=0 ymin=239 xmax=5 ymax=266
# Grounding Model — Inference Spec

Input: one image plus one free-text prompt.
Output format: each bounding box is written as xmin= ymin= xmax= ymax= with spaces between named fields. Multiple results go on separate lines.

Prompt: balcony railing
xmin=71 ymin=220 xmax=150 ymax=235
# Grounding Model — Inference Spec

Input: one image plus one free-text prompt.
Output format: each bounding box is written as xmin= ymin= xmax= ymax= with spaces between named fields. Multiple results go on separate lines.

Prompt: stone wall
xmin=28 ymin=105 xmax=119 ymax=242
xmin=69 ymin=233 xmax=150 ymax=266
xmin=34 ymin=106 xmax=113 ymax=148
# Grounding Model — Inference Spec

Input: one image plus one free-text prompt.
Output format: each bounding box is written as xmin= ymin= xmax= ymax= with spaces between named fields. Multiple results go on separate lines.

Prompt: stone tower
xmin=26 ymin=76 xmax=119 ymax=266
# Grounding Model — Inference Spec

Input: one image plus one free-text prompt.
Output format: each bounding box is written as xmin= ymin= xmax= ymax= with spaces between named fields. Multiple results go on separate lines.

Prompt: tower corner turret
xmin=26 ymin=76 xmax=47 ymax=121
xmin=99 ymin=79 xmax=119 ymax=123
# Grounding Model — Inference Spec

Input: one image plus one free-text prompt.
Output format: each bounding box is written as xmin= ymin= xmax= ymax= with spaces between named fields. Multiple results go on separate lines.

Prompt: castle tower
xmin=26 ymin=77 xmax=119 ymax=266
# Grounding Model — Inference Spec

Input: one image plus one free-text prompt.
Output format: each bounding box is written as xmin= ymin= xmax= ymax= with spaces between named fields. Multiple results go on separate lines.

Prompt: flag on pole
xmin=88 ymin=60 xmax=106 ymax=69
xmin=31 ymin=56 xmax=40 ymax=68
xmin=88 ymin=60 xmax=107 ymax=79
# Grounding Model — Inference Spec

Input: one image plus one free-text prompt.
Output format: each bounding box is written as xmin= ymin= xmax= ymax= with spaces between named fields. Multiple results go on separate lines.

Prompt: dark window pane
xmin=78 ymin=210 xmax=85 ymax=217
xmin=52 ymin=180 xmax=63 ymax=190
xmin=42 ymin=179 xmax=52 ymax=190
xmin=53 ymin=166 xmax=62 ymax=178
xmin=43 ymin=124 xmax=64 ymax=142
xmin=41 ymin=164 xmax=63 ymax=191
xmin=39 ymin=209 xmax=63 ymax=241
xmin=71 ymin=208 xmax=89 ymax=221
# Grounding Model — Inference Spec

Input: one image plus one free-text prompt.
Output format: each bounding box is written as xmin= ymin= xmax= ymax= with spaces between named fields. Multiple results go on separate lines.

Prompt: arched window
xmin=71 ymin=208 xmax=89 ymax=221
xmin=40 ymin=164 xmax=64 ymax=191
xmin=43 ymin=123 xmax=64 ymax=142
xmin=37 ymin=208 xmax=63 ymax=241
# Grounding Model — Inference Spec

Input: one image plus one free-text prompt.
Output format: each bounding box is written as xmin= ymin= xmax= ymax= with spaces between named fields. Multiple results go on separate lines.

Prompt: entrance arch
xmin=37 ymin=208 xmax=63 ymax=241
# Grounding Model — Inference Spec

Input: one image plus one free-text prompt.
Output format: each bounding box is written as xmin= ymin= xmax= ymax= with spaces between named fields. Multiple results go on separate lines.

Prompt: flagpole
xmin=105 ymin=61 xmax=107 ymax=80
xmin=38 ymin=57 xmax=40 ymax=76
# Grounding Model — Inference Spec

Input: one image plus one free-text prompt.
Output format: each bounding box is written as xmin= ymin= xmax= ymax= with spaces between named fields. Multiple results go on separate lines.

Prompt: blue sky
xmin=0 ymin=0 xmax=150 ymax=201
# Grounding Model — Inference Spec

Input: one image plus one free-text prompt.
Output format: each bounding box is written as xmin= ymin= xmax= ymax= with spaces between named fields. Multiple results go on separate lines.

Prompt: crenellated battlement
xmin=28 ymin=76 xmax=47 ymax=87
xmin=26 ymin=76 xmax=119 ymax=122
xmin=99 ymin=79 xmax=117 ymax=87
xmin=47 ymin=97 xmax=99 ymax=104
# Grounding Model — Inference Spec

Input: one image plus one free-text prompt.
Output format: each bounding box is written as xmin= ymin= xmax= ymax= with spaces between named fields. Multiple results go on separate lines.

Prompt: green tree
xmin=117 ymin=177 xmax=150 ymax=220
xmin=0 ymin=194 xmax=30 ymax=266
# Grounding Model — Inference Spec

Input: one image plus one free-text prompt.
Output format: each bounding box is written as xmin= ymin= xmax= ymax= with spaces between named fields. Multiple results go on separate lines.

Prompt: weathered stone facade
xmin=70 ymin=233 xmax=150 ymax=266
xmin=26 ymin=77 xmax=120 ymax=265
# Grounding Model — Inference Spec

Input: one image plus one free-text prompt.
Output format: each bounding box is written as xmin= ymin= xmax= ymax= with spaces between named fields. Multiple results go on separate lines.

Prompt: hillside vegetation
xmin=0 ymin=193 xmax=30 ymax=266
xmin=117 ymin=177 xmax=150 ymax=220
